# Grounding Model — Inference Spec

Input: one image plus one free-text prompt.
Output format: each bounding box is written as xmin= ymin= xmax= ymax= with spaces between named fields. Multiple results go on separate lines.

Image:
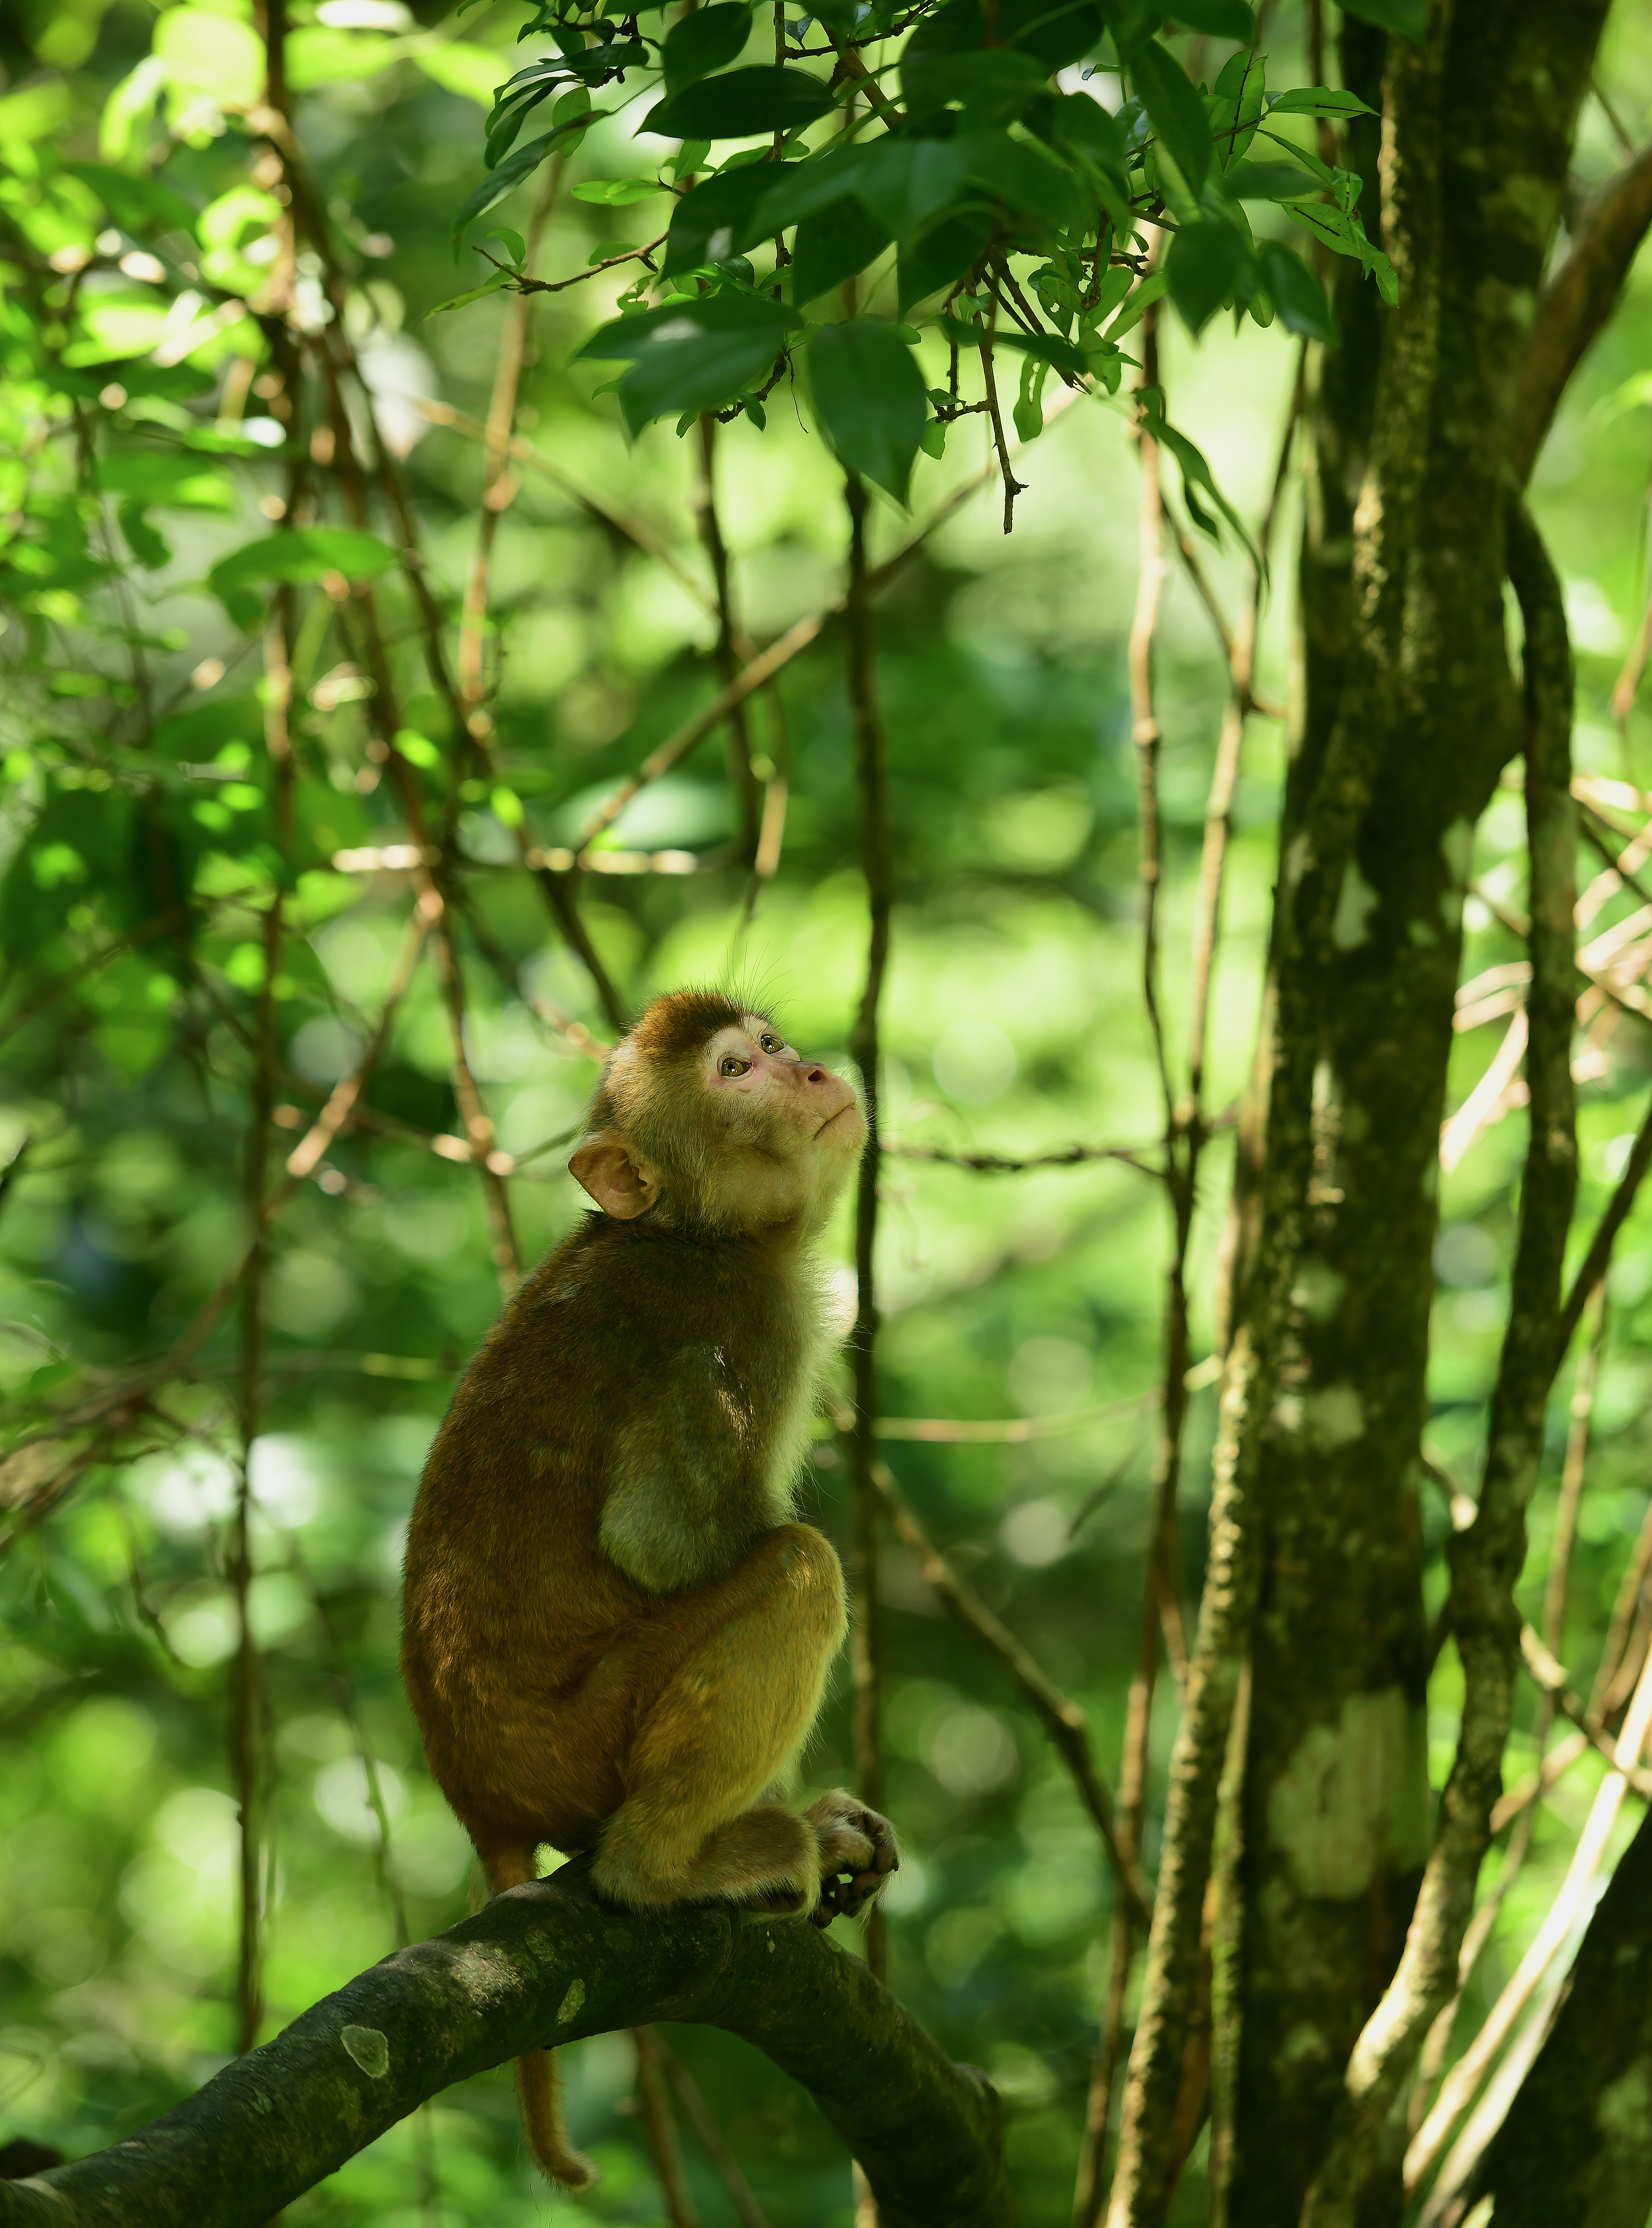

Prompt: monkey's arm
xmin=599 ymin=1341 xmax=783 ymax=1592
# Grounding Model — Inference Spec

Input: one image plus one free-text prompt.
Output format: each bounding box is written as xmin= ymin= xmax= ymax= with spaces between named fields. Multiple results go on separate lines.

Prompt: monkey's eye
xmin=758 ymin=1033 xmax=781 ymax=1053
xmin=719 ymin=1054 xmax=751 ymax=1077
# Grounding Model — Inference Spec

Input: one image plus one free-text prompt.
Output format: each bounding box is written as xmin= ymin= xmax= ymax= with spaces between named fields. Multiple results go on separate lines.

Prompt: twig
xmin=482 ymin=228 xmax=668 ymax=297
xmin=863 ymin=1451 xmax=1152 ymax=1928
xmin=883 ymin=1136 xmax=1166 ymax=1176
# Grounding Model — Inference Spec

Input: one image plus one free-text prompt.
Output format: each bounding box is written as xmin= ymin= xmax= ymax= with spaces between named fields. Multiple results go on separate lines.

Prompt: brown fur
xmin=400 ymin=993 xmax=897 ymax=2192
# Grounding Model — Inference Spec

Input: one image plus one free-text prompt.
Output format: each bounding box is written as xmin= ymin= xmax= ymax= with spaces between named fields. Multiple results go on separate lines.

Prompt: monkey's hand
xmin=803 ymin=1791 xmax=899 ymax=1928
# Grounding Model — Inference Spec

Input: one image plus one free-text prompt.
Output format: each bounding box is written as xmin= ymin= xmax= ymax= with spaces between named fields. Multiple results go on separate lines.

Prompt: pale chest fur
xmin=596 ymin=1245 xmax=836 ymax=1595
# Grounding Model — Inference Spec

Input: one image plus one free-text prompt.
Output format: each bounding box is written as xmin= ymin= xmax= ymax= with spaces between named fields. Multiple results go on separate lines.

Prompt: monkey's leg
xmin=592 ymin=1524 xmax=847 ymax=1917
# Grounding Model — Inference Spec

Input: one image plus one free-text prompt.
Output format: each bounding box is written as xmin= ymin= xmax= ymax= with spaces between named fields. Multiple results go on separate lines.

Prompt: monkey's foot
xmin=804 ymin=1791 xmax=899 ymax=1928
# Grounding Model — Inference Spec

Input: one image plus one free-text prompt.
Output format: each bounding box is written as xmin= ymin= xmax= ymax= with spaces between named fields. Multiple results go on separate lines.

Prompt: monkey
xmin=400 ymin=990 xmax=899 ymax=2192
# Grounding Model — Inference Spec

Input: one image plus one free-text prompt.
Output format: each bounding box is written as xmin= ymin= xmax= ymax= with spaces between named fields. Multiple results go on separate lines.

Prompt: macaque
xmin=401 ymin=990 xmax=899 ymax=2190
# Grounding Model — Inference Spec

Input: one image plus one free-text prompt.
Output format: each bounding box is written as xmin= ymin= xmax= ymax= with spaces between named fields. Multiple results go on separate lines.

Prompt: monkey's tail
xmin=483 ymin=1842 xmax=600 ymax=2194
xmin=518 ymin=2046 xmax=599 ymax=2192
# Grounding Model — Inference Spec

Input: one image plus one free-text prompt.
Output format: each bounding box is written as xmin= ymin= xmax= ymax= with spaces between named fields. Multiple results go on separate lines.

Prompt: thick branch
xmin=0 ymin=1868 xmax=1012 ymax=2228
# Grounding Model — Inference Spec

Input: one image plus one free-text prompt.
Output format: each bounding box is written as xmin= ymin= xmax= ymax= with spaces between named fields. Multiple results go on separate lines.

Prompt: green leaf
xmin=1266 ymin=86 xmax=1377 ymax=117
xmin=957 ymin=129 xmax=1085 ymax=235
xmin=902 ymin=0 xmax=1105 ymax=117
xmin=896 ymin=207 xmax=993 ymax=312
xmin=1256 ymin=238 xmax=1337 ymax=343
xmin=851 ymin=139 xmax=969 ymax=238
xmin=485 ymin=227 xmax=526 ymax=266
xmin=1337 ymin=0 xmax=1426 ymax=39
xmin=665 ymin=162 xmax=798 ymax=274
xmin=748 ymin=144 xmax=870 ymax=234
xmin=1220 ymin=158 xmax=1322 ymax=198
xmin=66 ymin=164 xmax=198 ymax=240
xmin=1131 ymin=38 xmax=1212 ymax=193
xmin=663 ymin=3 xmax=754 ymax=92
xmin=1166 ymin=216 xmax=1251 ymax=334
xmin=572 ymin=176 xmax=663 ymax=206
xmin=1041 ymin=90 xmax=1129 ymax=183
xmin=644 ymin=66 xmax=834 ymax=139
xmin=578 ymin=291 xmax=799 ymax=360
xmin=807 ymin=319 xmax=927 ymax=503
xmin=1210 ymin=44 xmax=1266 ymax=163
xmin=426 ymin=274 xmax=513 ymax=315
xmin=903 ymin=48 xmax=1049 ymax=124
xmin=452 ymin=113 xmax=600 ymax=249
xmin=1167 ymin=0 xmax=1253 ymax=37
xmin=98 ymin=452 xmax=234 ymax=507
xmin=791 ymin=202 xmax=892 ymax=305
xmin=1097 ymin=0 xmax=1160 ymax=58
xmin=118 ymin=500 xmax=171 ymax=571
xmin=618 ymin=326 xmax=791 ymax=431
xmin=939 ymin=315 xmax=1088 ymax=379
xmin=1139 ymin=392 xmax=1256 ymax=561
xmin=209 ymin=528 xmax=400 ymax=602
xmin=1104 ymin=266 xmax=1167 ymax=338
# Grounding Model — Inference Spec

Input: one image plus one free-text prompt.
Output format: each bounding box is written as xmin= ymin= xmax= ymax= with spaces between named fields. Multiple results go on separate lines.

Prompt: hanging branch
xmin=843 ymin=468 xmax=892 ymax=1985
xmin=634 ymin=2027 xmax=702 ymax=2228
xmin=1297 ymin=490 xmax=1579 ymax=2228
xmin=652 ymin=2033 xmax=776 ymax=2228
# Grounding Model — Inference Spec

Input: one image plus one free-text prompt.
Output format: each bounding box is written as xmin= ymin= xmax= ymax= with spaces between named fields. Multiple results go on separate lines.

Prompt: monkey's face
xmin=697 ymin=1016 xmax=865 ymax=1231
xmin=571 ymin=1004 xmax=865 ymax=1236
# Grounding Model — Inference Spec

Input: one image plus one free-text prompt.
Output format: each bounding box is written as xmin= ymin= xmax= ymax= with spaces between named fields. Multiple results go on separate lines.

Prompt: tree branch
xmin=0 ymin=1868 xmax=1013 ymax=2228
xmin=1512 ymin=141 xmax=1652 ymax=485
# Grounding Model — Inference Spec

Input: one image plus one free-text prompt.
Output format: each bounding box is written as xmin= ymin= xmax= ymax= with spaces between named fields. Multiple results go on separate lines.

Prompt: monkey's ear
xmin=569 ymin=1135 xmax=658 ymax=1220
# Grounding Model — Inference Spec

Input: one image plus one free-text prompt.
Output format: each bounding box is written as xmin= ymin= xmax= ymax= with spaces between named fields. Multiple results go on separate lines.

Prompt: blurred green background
xmin=3 ymin=2 xmax=1652 ymax=2220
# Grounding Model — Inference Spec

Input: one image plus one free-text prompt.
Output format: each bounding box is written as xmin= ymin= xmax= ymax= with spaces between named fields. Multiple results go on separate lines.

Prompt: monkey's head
xmin=570 ymin=990 xmax=866 ymax=1238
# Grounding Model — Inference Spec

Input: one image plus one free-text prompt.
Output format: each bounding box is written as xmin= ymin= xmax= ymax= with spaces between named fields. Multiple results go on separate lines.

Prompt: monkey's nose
xmin=800 ymin=1062 xmax=829 ymax=1083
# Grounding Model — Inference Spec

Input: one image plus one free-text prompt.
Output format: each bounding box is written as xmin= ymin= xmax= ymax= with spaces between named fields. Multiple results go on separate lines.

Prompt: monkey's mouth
xmin=815 ymin=1105 xmax=857 ymax=1137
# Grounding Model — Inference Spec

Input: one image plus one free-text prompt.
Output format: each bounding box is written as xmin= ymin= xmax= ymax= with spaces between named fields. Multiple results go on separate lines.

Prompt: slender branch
xmin=864 ymin=1453 xmax=1152 ymax=1928
xmin=695 ymin=415 xmax=761 ymax=859
xmin=415 ymin=397 xmax=716 ymax=614
xmin=1512 ymin=139 xmax=1652 ymax=483
xmin=458 ymin=154 xmax=565 ymax=735
xmin=844 ymin=468 xmax=892 ymax=1983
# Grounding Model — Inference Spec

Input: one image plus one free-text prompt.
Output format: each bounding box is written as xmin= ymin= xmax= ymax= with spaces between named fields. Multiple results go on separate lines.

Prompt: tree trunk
xmin=1224 ymin=7 xmax=1607 ymax=2221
